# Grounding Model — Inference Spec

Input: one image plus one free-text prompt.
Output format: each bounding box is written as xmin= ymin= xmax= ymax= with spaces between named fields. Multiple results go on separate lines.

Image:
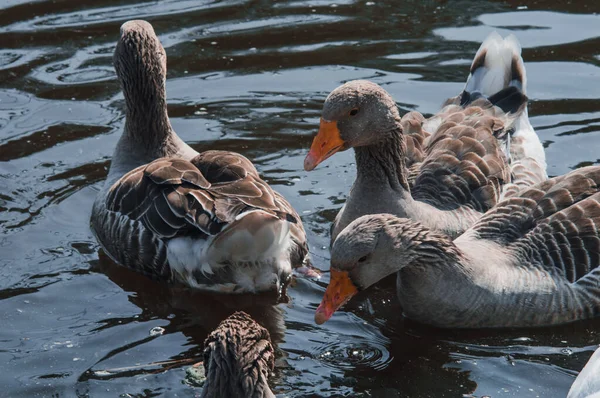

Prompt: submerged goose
xmin=315 ymin=166 xmax=600 ymax=328
xmin=201 ymin=311 xmax=275 ymax=398
xmin=304 ymin=33 xmax=546 ymax=243
xmin=568 ymin=346 xmax=600 ymax=398
xmin=91 ymin=20 xmax=308 ymax=293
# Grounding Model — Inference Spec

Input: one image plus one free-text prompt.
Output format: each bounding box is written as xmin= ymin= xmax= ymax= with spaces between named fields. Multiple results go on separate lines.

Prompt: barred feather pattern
xmin=409 ymin=103 xmax=512 ymax=212
xmin=92 ymin=153 xmax=308 ymax=284
xmin=453 ymin=166 xmax=600 ymax=326
xmin=201 ymin=312 xmax=275 ymax=398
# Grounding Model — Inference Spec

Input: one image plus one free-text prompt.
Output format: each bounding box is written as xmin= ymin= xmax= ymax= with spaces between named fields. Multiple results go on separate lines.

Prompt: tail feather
xmin=465 ymin=32 xmax=527 ymax=96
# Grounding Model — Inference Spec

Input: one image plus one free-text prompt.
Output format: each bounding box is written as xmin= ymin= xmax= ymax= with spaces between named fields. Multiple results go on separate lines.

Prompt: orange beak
xmin=304 ymin=119 xmax=345 ymax=171
xmin=314 ymin=269 xmax=358 ymax=325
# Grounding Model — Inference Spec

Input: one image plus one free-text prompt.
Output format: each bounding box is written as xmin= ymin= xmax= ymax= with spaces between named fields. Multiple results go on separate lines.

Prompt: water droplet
xmin=561 ymin=348 xmax=573 ymax=356
xmin=150 ymin=326 xmax=165 ymax=336
xmin=513 ymin=336 xmax=532 ymax=342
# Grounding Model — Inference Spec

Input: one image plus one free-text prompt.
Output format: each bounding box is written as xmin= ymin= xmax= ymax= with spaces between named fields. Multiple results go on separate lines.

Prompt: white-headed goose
xmin=91 ymin=20 xmax=308 ymax=294
xmin=315 ymin=166 xmax=600 ymax=328
xmin=304 ymin=33 xmax=546 ymax=243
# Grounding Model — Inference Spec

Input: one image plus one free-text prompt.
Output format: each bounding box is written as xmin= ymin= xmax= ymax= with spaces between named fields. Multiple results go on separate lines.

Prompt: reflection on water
xmin=1 ymin=0 xmax=600 ymax=396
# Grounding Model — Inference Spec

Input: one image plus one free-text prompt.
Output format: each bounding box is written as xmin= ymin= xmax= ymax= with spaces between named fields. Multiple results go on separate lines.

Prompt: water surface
xmin=1 ymin=0 xmax=600 ymax=396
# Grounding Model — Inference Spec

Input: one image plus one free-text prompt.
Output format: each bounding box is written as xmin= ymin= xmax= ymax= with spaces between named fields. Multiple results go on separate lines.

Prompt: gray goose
xmin=568 ymin=346 xmax=600 ymax=398
xmin=315 ymin=166 xmax=600 ymax=328
xmin=201 ymin=311 xmax=275 ymax=398
xmin=304 ymin=33 xmax=546 ymax=243
xmin=91 ymin=20 xmax=308 ymax=293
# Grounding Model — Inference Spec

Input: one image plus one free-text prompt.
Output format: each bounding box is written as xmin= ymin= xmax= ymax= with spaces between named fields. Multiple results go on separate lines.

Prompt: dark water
xmin=1 ymin=0 xmax=600 ymax=396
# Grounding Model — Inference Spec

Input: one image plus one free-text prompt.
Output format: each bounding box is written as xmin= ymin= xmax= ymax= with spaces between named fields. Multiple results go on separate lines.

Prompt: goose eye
xmin=349 ymin=108 xmax=359 ymax=116
xmin=358 ymin=256 xmax=368 ymax=263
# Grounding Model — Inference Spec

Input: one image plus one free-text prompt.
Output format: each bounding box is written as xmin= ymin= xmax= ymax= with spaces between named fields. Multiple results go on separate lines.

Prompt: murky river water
xmin=1 ymin=0 xmax=600 ymax=396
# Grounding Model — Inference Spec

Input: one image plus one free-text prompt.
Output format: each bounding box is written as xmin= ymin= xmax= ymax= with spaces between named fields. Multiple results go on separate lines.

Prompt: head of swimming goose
xmin=314 ymin=213 xmax=439 ymax=325
xmin=304 ymin=80 xmax=402 ymax=171
xmin=201 ymin=311 xmax=275 ymax=398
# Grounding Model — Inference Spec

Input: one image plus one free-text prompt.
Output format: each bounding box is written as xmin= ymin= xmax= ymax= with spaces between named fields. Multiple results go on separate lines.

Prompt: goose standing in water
xmin=568 ymin=346 xmax=600 ymax=398
xmin=91 ymin=20 xmax=308 ymax=293
xmin=304 ymin=33 xmax=546 ymax=243
xmin=200 ymin=311 xmax=275 ymax=398
xmin=315 ymin=166 xmax=600 ymax=328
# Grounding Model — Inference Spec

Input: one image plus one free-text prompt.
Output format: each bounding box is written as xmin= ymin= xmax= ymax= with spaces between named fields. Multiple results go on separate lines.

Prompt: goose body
xmin=201 ymin=311 xmax=275 ymax=398
xmin=315 ymin=166 xmax=600 ymax=328
xmin=568 ymin=346 xmax=600 ymax=398
xmin=304 ymin=33 xmax=546 ymax=243
xmin=91 ymin=20 xmax=308 ymax=293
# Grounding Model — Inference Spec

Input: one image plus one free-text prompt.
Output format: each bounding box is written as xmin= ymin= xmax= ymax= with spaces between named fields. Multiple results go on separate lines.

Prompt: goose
xmin=314 ymin=166 xmax=600 ymax=328
xmin=90 ymin=20 xmax=308 ymax=294
xmin=201 ymin=311 xmax=275 ymax=398
xmin=304 ymin=32 xmax=546 ymax=243
xmin=568 ymin=346 xmax=600 ymax=398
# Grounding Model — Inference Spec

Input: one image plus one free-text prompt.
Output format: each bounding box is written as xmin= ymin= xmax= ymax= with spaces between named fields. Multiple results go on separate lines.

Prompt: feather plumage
xmin=91 ymin=20 xmax=308 ymax=293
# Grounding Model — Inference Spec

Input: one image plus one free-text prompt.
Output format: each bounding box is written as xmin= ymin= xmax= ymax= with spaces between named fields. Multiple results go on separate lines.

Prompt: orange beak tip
xmin=304 ymin=119 xmax=344 ymax=171
xmin=313 ymin=269 xmax=358 ymax=326
xmin=304 ymin=151 xmax=318 ymax=171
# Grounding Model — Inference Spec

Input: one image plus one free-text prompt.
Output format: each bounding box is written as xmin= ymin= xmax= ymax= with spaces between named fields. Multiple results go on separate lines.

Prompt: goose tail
xmin=465 ymin=32 xmax=548 ymax=192
xmin=465 ymin=31 xmax=526 ymax=96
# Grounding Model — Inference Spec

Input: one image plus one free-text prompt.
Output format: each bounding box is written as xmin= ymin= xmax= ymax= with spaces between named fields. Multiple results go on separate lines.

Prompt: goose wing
xmin=96 ymin=154 xmax=306 ymax=280
xmin=106 ymin=156 xmax=287 ymax=238
xmin=400 ymin=111 xmax=430 ymax=186
xmin=193 ymin=150 xmax=309 ymax=264
xmin=409 ymin=95 xmax=520 ymax=213
xmin=463 ymin=166 xmax=600 ymax=282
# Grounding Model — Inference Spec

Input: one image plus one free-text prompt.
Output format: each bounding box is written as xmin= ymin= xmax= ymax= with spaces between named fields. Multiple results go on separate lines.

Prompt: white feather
xmin=465 ymin=32 xmax=526 ymax=96
xmin=166 ymin=210 xmax=293 ymax=293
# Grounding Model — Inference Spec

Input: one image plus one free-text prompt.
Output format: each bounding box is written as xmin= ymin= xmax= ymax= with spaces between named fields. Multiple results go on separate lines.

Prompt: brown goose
xmin=315 ymin=166 xmax=600 ymax=328
xmin=201 ymin=311 xmax=275 ymax=398
xmin=304 ymin=33 xmax=546 ymax=243
xmin=90 ymin=20 xmax=308 ymax=293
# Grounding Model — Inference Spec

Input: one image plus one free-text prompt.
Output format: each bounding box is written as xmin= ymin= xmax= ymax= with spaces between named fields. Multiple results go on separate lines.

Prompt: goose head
xmin=201 ymin=311 xmax=275 ymax=398
xmin=304 ymin=80 xmax=401 ymax=171
xmin=314 ymin=214 xmax=420 ymax=325
xmin=113 ymin=20 xmax=167 ymax=113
